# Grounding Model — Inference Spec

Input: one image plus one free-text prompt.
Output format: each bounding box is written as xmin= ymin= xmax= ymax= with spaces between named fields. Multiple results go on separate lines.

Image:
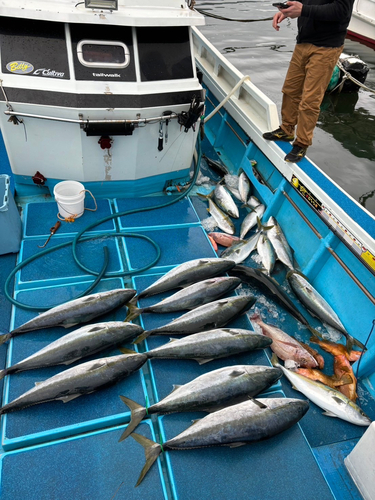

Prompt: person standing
xmin=263 ymin=0 xmax=354 ymax=163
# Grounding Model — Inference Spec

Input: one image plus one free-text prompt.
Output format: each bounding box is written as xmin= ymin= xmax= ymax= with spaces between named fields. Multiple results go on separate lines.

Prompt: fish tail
xmin=124 ymin=302 xmax=142 ymax=322
xmin=131 ymin=432 xmax=163 ymax=487
xmin=118 ymin=396 xmax=148 ymax=442
xmin=0 ymin=369 xmax=8 ymax=380
xmin=270 ymin=353 xmax=280 ymax=367
xmin=345 ymin=332 xmax=367 ymax=353
xmin=0 ymin=333 xmax=11 ymax=346
xmin=133 ymin=330 xmax=152 ymax=345
xmin=307 ymin=326 xmax=323 ymax=339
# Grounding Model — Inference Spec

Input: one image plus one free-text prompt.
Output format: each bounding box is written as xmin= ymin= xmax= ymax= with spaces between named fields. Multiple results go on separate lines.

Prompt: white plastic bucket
xmin=53 ymin=180 xmax=85 ymax=219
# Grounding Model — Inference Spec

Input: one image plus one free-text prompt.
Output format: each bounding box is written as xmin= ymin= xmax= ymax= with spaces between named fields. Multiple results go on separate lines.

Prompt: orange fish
xmin=300 ymin=341 xmax=325 ymax=370
xmin=310 ymin=337 xmax=363 ymax=402
xmin=296 ymin=368 xmax=352 ymax=390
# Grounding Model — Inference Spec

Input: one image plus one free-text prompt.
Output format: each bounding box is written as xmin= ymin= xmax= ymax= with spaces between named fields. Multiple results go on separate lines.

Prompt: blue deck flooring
xmin=0 ymin=193 xmax=374 ymax=499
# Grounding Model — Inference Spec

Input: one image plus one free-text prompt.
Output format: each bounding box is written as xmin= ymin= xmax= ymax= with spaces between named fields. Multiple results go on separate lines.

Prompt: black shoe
xmin=263 ymin=127 xmax=295 ymax=142
xmin=284 ymin=145 xmax=307 ymax=163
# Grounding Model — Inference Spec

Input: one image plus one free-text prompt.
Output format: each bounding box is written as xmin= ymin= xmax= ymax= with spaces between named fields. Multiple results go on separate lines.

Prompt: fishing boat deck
xmin=0 ymin=162 xmax=375 ymax=499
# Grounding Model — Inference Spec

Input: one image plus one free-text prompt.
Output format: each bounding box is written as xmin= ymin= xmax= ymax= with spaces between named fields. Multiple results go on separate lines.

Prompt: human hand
xmin=272 ymin=11 xmax=287 ymax=31
xmin=278 ymin=1 xmax=303 ymax=19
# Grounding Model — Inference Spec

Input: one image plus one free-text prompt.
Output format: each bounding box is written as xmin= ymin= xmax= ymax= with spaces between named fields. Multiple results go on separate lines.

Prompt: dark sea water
xmin=196 ymin=0 xmax=375 ymax=216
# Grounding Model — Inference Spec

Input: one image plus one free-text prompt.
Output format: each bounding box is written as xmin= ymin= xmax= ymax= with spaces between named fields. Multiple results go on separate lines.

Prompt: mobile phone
xmin=272 ymin=2 xmax=289 ymax=8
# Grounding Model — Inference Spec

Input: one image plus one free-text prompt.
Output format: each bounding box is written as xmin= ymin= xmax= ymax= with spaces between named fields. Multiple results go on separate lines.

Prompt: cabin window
xmin=70 ymin=24 xmax=136 ymax=81
xmin=137 ymin=26 xmax=194 ymax=82
xmin=0 ymin=18 xmax=70 ymax=79
xmin=77 ymin=40 xmax=130 ymax=68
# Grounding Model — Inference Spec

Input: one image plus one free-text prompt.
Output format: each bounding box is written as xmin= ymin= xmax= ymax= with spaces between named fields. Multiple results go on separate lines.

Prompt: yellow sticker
xmin=6 ymin=61 xmax=34 ymax=74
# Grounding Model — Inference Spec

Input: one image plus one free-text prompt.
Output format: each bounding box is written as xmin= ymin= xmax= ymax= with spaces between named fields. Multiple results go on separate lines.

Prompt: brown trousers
xmin=281 ymin=43 xmax=343 ymax=148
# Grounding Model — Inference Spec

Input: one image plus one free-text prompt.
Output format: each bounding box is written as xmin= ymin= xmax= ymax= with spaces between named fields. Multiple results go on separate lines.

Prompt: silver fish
xmin=220 ymin=232 xmax=260 ymax=264
xmin=118 ymin=364 xmax=282 ymax=441
xmin=247 ymin=196 xmax=261 ymax=209
xmin=134 ymin=295 xmax=256 ymax=343
xmin=0 ymin=352 xmax=147 ymax=415
xmin=240 ymin=204 xmax=265 ymax=239
xmin=238 ymin=171 xmax=251 ymax=204
xmin=250 ymin=313 xmax=318 ymax=368
xmin=130 ymin=397 xmax=309 ymax=486
xmin=207 ymin=198 xmax=236 ymax=235
xmin=1 ymin=289 xmax=137 ymax=344
xmin=257 ymin=232 xmax=276 ymax=275
xmin=214 ymin=182 xmax=239 ymax=218
xmin=266 ymin=216 xmax=294 ymax=270
xmin=145 ymin=327 xmax=273 ymax=363
xmin=287 ymin=271 xmax=366 ymax=351
xmin=137 ymin=258 xmax=236 ymax=299
xmin=271 ymin=355 xmax=371 ymax=426
xmin=126 ymin=277 xmax=241 ymax=321
xmin=0 ymin=322 xmax=144 ymax=378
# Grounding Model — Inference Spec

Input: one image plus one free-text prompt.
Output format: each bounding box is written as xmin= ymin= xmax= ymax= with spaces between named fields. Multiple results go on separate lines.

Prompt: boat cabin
xmin=0 ymin=0 xmax=205 ymax=197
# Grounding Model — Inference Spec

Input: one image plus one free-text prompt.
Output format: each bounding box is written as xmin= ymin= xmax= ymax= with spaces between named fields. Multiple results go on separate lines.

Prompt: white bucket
xmin=53 ymin=180 xmax=85 ymax=219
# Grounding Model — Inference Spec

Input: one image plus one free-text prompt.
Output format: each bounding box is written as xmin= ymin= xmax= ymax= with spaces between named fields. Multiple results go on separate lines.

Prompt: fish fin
xmin=167 ymin=338 xmax=179 ymax=343
xmin=332 ymin=396 xmax=346 ymax=405
xmin=133 ymin=331 xmax=152 ymax=345
xmin=248 ymin=397 xmax=268 ymax=409
xmin=195 ymin=358 xmax=214 ymax=365
xmin=35 ymin=381 xmax=42 ymax=386
xmin=0 ymin=369 xmax=7 ymax=380
xmin=171 ymin=385 xmax=182 ymax=392
xmin=334 ymin=374 xmax=353 ymax=386
xmin=0 ymin=334 xmax=11 ymax=346
xmin=270 ymin=353 xmax=280 ymax=367
xmin=118 ymin=396 xmax=147 ymax=442
xmin=345 ymin=333 xmax=367 ymax=353
xmin=63 ymin=357 xmax=82 ymax=365
xmin=61 ymin=322 xmax=80 ymax=329
xmin=57 ymin=394 xmax=83 ymax=403
xmin=124 ymin=302 xmax=142 ymax=323
xmin=88 ymin=361 xmax=107 ymax=371
xmin=87 ymin=326 xmax=106 ymax=333
xmin=131 ymin=433 xmax=163 ymax=487
xmin=119 ymin=347 xmax=137 ymax=355
xmin=307 ymin=326 xmax=323 ymax=339
xmin=322 ymin=411 xmax=338 ymax=418
xmin=226 ymin=442 xmax=247 ymax=448
xmin=197 ymin=192 xmax=209 ymax=200
xmin=229 ymin=369 xmax=246 ymax=378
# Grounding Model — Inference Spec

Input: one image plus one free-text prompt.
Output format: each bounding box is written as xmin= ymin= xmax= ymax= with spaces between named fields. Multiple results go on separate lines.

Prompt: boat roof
xmin=0 ymin=0 xmax=205 ymax=27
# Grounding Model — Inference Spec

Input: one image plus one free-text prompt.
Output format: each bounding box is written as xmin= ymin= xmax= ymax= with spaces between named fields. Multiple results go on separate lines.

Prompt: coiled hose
xmin=4 ymin=134 xmax=203 ymax=312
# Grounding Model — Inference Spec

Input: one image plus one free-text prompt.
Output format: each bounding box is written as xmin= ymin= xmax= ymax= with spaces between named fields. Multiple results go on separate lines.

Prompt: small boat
xmin=348 ymin=0 xmax=375 ymax=48
xmin=0 ymin=1 xmax=374 ymax=499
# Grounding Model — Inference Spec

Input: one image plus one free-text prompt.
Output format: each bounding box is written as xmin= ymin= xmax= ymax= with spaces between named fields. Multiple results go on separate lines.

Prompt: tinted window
xmin=0 ymin=18 xmax=69 ymax=79
xmin=70 ymin=24 xmax=135 ymax=82
xmin=137 ymin=27 xmax=193 ymax=82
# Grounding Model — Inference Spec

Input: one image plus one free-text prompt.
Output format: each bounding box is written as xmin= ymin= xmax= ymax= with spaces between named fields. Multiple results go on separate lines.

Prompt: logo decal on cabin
xmin=33 ymin=68 xmax=65 ymax=78
xmin=6 ymin=61 xmax=34 ymax=74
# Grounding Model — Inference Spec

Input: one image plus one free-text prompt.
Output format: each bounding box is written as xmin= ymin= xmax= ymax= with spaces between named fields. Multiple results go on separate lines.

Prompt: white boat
xmin=348 ymin=0 xmax=375 ymax=47
xmin=0 ymin=1 xmax=374 ymax=499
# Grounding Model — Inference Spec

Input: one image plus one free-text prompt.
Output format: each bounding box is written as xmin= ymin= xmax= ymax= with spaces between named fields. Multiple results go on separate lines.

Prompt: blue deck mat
xmin=0 ymin=421 xmax=167 ymax=500
xmin=123 ymin=226 xmax=216 ymax=271
xmin=24 ymin=199 xmax=115 ymax=237
xmin=1 ymin=192 xmax=374 ymax=499
xmin=115 ymin=196 xmax=200 ymax=229
xmin=19 ymin=235 xmax=124 ymax=284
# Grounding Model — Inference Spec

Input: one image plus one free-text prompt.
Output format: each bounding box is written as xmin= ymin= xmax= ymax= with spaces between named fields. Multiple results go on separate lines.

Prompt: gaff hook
xmin=37 ymin=221 xmax=61 ymax=248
